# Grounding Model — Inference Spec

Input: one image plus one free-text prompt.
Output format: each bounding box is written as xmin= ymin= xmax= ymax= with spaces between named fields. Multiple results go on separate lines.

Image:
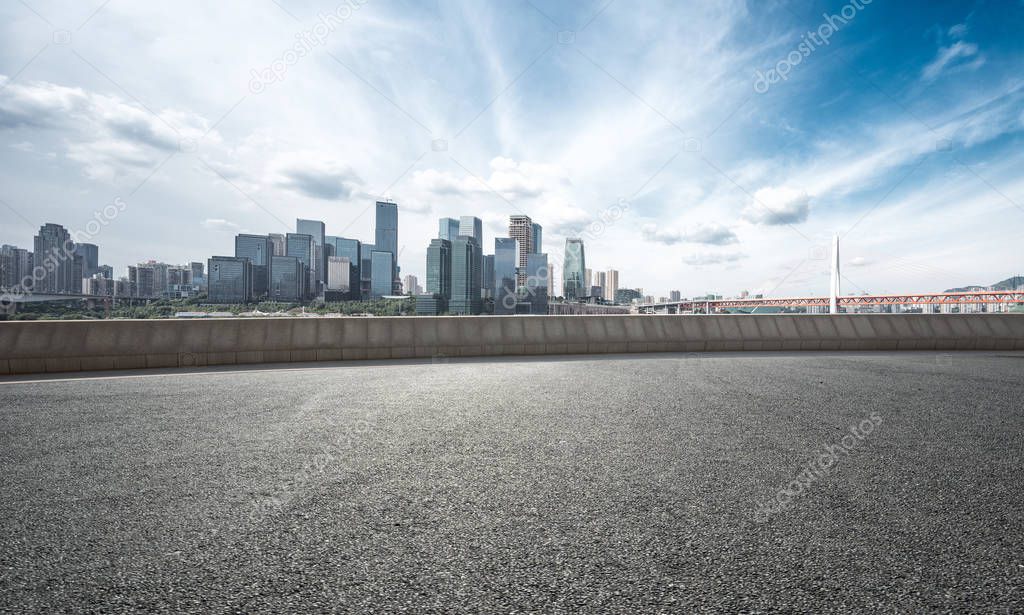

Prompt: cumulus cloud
xmin=271 ymin=153 xmax=362 ymax=200
xmin=641 ymin=223 xmax=738 ymax=246
xmin=414 ymin=157 xmax=568 ymax=201
xmin=683 ymin=251 xmax=747 ymax=266
xmin=742 ymin=186 xmax=810 ymax=226
xmin=921 ymin=41 xmax=983 ymax=81
xmin=0 ymin=75 xmax=215 ymax=180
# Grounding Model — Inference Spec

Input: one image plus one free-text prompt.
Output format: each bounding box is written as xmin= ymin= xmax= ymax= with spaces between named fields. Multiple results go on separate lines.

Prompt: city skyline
xmin=0 ymin=2 xmax=1022 ymax=298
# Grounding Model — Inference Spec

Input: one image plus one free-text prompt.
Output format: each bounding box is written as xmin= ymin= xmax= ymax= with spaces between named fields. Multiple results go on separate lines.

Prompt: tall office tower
xmin=524 ymin=252 xmax=549 ymax=314
xmin=562 ymin=238 xmax=586 ymax=300
xmin=439 ymin=217 xmax=460 ymax=242
xmin=207 ymin=256 xmax=253 ymax=303
xmin=425 ymin=238 xmax=452 ymax=303
xmin=268 ymin=233 xmax=286 ymax=256
xmin=583 ymin=268 xmax=593 ymax=291
xmin=604 ymin=269 xmax=619 ymax=302
xmin=370 ymin=250 xmax=394 ymax=299
xmin=328 ymin=236 xmax=361 ymax=299
xmin=669 ymin=290 xmax=681 ymax=302
xmin=508 ymin=215 xmax=533 ymax=287
xmin=296 ymin=219 xmax=326 ymax=294
xmin=375 ymin=201 xmax=399 ymax=294
xmin=74 ymin=243 xmax=99 ymax=278
xmin=286 ymin=233 xmax=315 ymax=299
xmin=481 ymin=254 xmax=495 ymax=299
xmin=458 ymin=216 xmax=483 ymax=297
xmin=360 ymin=242 xmax=375 ymax=299
xmin=270 ymin=255 xmax=304 ymax=302
xmin=594 ymin=271 xmax=606 ymax=298
xmin=494 ymin=237 xmax=518 ymax=315
xmin=547 ymin=261 xmax=555 ymax=296
xmin=531 ymin=223 xmax=542 ymax=254
xmin=234 ymin=234 xmax=272 ymax=299
xmin=450 ymin=236 xmax=481 ymax=315
xmin=33 ymin=223 xmax=76 ymax=294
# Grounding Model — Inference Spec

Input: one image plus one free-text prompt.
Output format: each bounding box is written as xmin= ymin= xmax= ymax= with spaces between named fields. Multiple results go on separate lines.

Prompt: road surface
xmin=1 ymin=352 xmax=1022 ymax=612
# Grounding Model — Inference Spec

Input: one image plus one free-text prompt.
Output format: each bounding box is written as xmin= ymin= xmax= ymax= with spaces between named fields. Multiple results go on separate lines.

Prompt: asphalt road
xmin=1 ymin=351 xmax=1022 ymax=613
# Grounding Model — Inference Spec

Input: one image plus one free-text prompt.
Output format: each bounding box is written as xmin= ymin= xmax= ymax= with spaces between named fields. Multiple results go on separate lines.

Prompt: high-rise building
xmin=403 ymin=274 xmax=420 ymax=296
xmin=370 ymin=250 xmax=394 ymax=299
xmin=531 ymin=223 xmax=542 ymax=254
xmin=604 ymin=269 xmax=619 ymax=302
xmin=325 ymin=256 xmax=351 ymax=301
xmin=33 ymin=223 xmax=76 ymax=294
xmin=450 ymin=236 xmax=481 ymax=315
xmin=481 ymin=254 xmax=495 ymax=300
xmin=547 ymin=261 xmax=555 ymax=297
xmin=439 ymin=217 xmax=460 ymax=242
xmin=360 ymin=242 xmax=375 ymax=299
xmin=563 ymin=238 xmax=586 ymax=300
xmin=1 ymin=245 xmax=32 ymax=291
xmin=584 ymin=268 xmax=593 ymax=290
xmin=524 ymin=252 xmax=549 ymax=314
xmin=268 ymin=233 xmax=286 ymax=256
xmin=494 ymin=237 xmax=518 ymax=315
xmin=207 ymin=256 xmax=253 ymax=303
xmin=669 ymin=290 xmax=681 ymax=302
xmin=74 ymin=243 xmax=99 ymax=278
xmin=270 ymin=255 xmax=304 ymax=302
xmin=508 ymin=215 xmax=533 ymax=287
xmin=375 ymin=201 xmax=399 ymax=294
xmin=458 ymin=216 xmax=482 ymax=245
xmin=128 ymin=265 xmax=155 ymax=298
xmin=234 ymin=234 xmax=272 ymax=299
xmin=425 ymin=238 xmax=452 ymax=303
xmin=286 ymin=233 xmax=315 ymax=299
xmin=190 ymin=262 xmax=205 ymax=288
xmin=296 ymin=219 xmax=326 ymax=294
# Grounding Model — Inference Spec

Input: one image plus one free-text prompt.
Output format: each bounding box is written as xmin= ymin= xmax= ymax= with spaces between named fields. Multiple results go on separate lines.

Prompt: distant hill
xmin=945 ymin=275 xmax=1024 ymax=293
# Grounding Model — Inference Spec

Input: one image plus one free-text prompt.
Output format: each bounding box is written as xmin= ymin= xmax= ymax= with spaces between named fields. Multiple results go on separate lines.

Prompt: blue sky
xmin=1 ymin=0 xmax=1022 ymax=297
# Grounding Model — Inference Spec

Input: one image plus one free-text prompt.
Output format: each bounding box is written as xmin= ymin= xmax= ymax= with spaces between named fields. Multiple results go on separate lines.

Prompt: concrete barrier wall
xmin=1 ymin=314 xmax=1023 ymax=375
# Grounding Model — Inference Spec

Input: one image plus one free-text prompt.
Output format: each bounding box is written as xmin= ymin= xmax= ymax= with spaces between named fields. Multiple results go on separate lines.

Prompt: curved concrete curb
xmin=1 ymin=314 xmax=1022 ymax=375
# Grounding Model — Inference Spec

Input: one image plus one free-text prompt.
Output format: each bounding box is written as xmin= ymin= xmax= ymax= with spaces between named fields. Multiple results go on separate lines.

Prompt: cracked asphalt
xmin=1 ymin=351 xmax=1022 ymax=613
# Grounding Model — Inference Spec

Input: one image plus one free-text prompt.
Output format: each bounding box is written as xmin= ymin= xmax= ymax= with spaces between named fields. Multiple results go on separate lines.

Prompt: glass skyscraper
xmin=375 ymin=202 xmax=399 ymax=258
xmin=450 ymin=236 xmax=481 ymax=315
xmin=438 ymin=217 xmax=460 ymax=242
xmin=494 ymin=237 xmax=517 ymax=315
xmin=269 ymin=255 xmax=303 ymax=302
xmin=370 ymin=250 xmax=394 ymax=299
xmin=481 ymin=254 xmax=495 ymax=300
xmin=425 ymin=238 xmax=451 ymax=301
xmin=524 ymin=252 xmax=549 ymax=314
xmin=208 ymin=256 xmax=252 ymax=303
xmin=234 ymin=234 xmax=272 ymax=299
xmin=562 ymin=238 xmax=586 ymax=300
xmin=286 ymin=233 xmax=314 ymax=299
xmin=531 ymin=223 xmax=542 ymax=254
xmin=327 ymin=236 xmax=361 ymax=299
xmin=296 ymin=219 xmax=325 ymax=293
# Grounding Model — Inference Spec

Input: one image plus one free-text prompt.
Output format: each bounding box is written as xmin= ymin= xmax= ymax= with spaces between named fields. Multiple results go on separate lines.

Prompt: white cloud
xmin=742 ymin=186 xmax=810 ymax=226
xmin=641 ymin=223 xmax=738 ymax=245
xmin=683 ymin=251 xmax=747 ymax=266
xmin=922 ymin=41 xmax=983 ymax=81
xmin=270 ymin=152 xmax=362 ymax=200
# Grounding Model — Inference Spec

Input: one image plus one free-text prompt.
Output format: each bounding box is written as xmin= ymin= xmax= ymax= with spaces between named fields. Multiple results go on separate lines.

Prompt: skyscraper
xmin=403 ymin=274 xmax=420 ymax=296
xmin=494 ymin=237 xmax=518 ymax=315
xmin=0 ymin=245 xmax=32 ymax=291
xmin=33 ymin=223 xmax=75 ymax=294
xmin=450 ymin=236 xmax=481 ymax=315
xmin=234 ymin=234 xmax=272 ymax=299
xmin=74 ymin=243 xmax=99 ymax=278
xmin=376 ymin=201 xmax=399 ymax=294
xmin=508 ymin=215 xmax=532 ymax=287
xmin=296 ymin=219 xmax=326 ymax=294
xmin=370 ymin=250 xmax=394 ymax=299
xmin=563 ymin=238 xmax=586 ymax=300
xmin=584 ymin=268 xmax=593 ymax=290
xmin=458 ymin=216 xmax=482 ymax=245
xmin=270 ymin=255 xmax=303 ymax=302
xmin=425 ymin=238 xmax=452 ymax=306
xmin=531 ymin=223 xmax=542 ymax=254
xmin=360 ymin=242 xmax=375 ymax=299
xmin=286 ymin=233 xmax=315 ymax=299
xmin=604 ymin=269 xmax=619 ymax=302
xmin=208 ymin=256 xmax=253 ymax=303
xmin=439 ymin=217 xmax=460 ymax=242
xmin=524 ymin=252 xmax=549 ymax=314
xmin=481 ymin=254 xmax=495 ymax=300
xmin=326 ymin=256 xmax=351 ymax=299
xmin=327 ymin=236 xmax=361 ymax=299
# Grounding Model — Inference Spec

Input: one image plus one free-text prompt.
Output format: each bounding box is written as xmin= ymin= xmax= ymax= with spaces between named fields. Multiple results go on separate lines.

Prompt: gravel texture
xmin=1 ymin=351 xmax=1022 ymax=613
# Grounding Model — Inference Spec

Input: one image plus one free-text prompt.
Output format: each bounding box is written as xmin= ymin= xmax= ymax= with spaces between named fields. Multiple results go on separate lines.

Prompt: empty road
xmin=1 ymin=352 xmax=1022 ymax=613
